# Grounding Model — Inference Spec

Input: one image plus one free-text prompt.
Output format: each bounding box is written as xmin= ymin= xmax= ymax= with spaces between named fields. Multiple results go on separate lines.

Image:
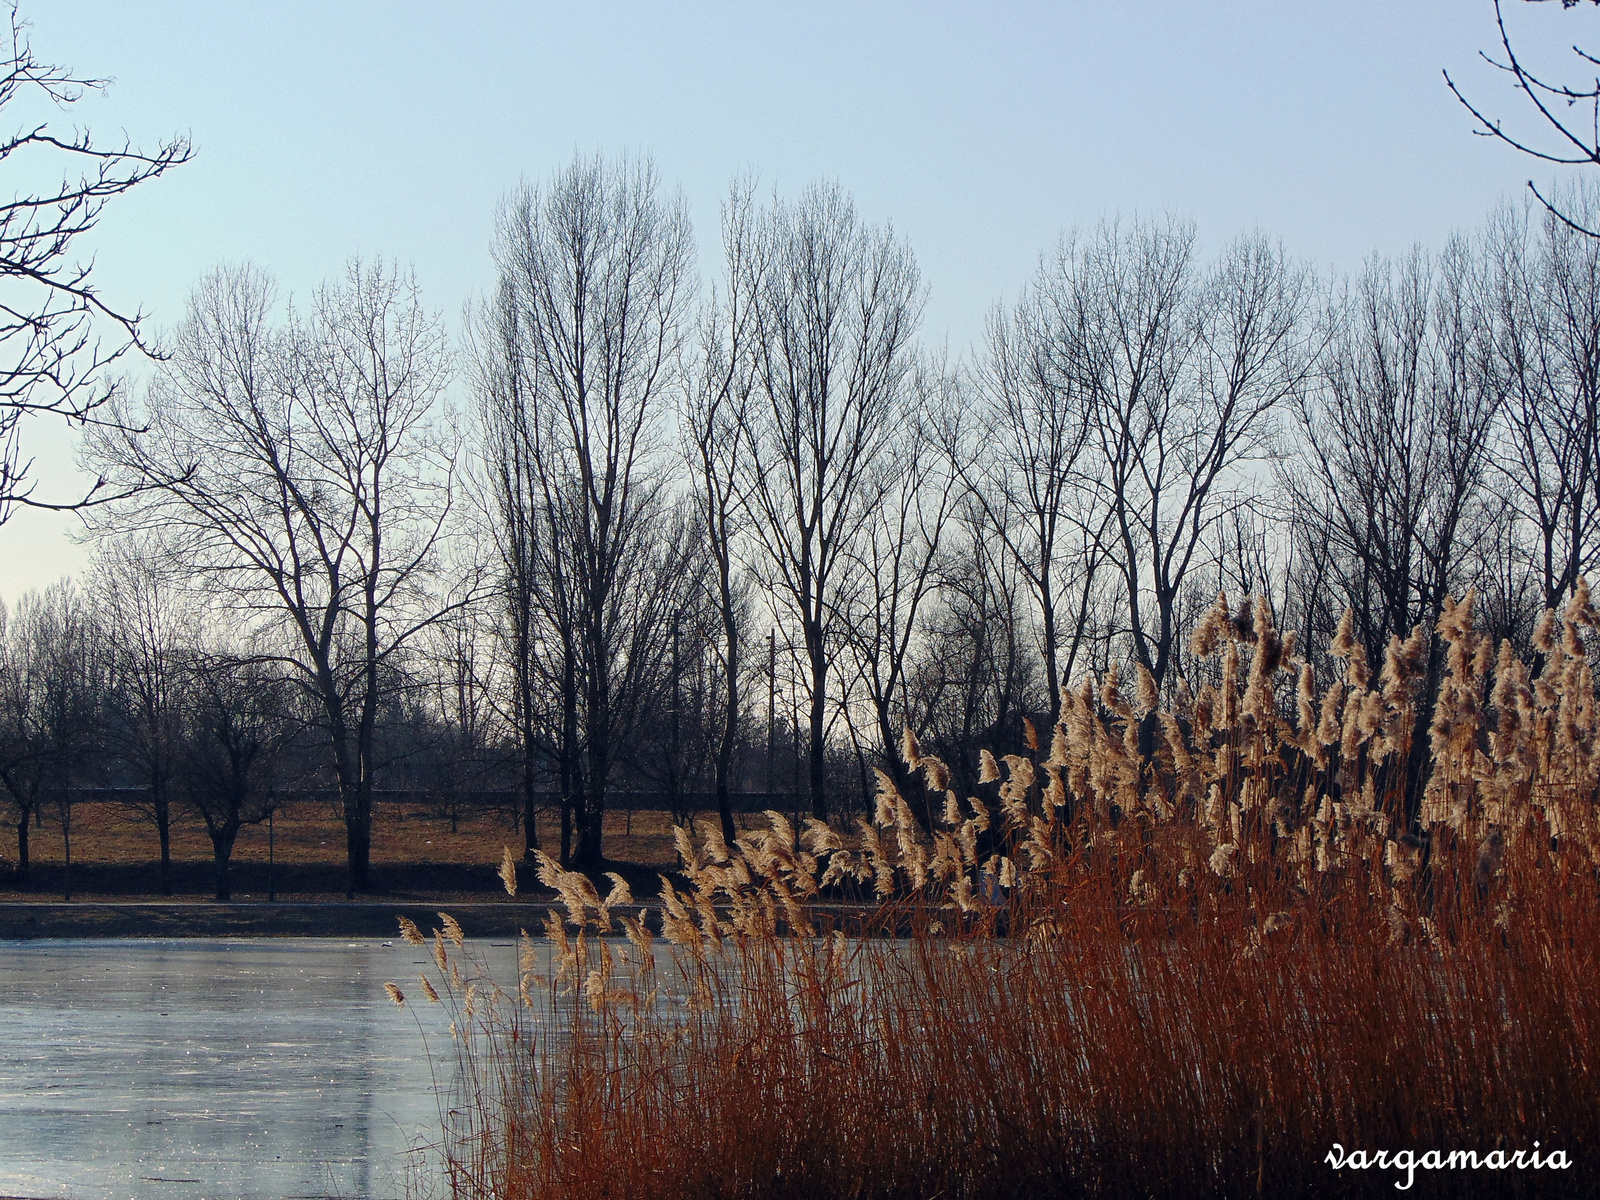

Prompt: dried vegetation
xmin=396 ymin=589 xmax=1600 ymax=1198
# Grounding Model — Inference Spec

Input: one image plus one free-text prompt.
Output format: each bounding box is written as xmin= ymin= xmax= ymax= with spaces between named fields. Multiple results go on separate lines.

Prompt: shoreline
xmin=0 ymin=898 xmax=568 ymax=939
xmin=0 ymin=894 xmax=887 ymax=939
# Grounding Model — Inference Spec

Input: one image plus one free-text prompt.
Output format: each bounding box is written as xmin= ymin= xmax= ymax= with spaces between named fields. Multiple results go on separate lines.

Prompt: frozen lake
xmin=0 ymin=937 xmax=466 ymax=1200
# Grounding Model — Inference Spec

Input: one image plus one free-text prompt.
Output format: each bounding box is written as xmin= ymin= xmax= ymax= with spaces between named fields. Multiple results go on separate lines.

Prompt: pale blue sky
xmin=0 ymin=1 xmax=1588 ymax=600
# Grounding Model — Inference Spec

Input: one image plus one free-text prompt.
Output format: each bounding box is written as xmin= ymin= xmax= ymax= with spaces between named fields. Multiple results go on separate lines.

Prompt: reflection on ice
xmin=0 ymin=937 xmax=458 ymax=1200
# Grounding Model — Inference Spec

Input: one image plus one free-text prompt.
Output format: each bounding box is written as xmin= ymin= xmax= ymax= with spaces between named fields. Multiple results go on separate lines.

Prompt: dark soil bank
xmin=0 ymin=899 xmax=566 ymax=939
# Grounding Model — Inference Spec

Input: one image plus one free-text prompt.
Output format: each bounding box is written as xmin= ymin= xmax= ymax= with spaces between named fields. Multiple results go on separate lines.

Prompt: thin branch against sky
xmin=0 ymin=0 xmax=1590 ymax=600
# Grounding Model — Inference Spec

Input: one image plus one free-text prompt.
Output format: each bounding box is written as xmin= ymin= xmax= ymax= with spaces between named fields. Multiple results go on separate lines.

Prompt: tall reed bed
xmin=395 ymin=589 xmax=1600 ymax=1198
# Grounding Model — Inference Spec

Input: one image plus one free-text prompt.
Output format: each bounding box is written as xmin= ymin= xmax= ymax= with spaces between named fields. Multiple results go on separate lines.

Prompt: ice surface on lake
xmin=0 ymin=937 xmax=460 ymax=1200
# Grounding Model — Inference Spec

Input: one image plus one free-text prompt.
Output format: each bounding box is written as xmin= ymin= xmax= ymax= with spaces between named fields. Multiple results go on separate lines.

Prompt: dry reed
xmin=395 ymin=589 xmax=1600 ymax=1198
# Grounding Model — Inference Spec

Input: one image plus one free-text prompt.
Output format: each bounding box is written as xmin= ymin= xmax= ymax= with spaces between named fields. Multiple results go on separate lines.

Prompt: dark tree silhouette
xmin=0 ymin=5 xmax=190 ymax=517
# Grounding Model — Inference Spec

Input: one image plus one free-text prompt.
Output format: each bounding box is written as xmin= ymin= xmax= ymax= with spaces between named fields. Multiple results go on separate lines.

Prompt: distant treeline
xmin=3 ymin=158 xmax=1595 ymax=897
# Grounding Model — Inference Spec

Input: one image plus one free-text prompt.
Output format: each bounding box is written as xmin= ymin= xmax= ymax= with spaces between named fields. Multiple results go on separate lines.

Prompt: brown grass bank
xmin=0 ymin=803 xmax=749 ymax=904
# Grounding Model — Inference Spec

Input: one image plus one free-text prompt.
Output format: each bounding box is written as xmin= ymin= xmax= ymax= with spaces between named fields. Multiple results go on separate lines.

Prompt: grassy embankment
xmin=0 ymin=801 xmax=770 ymax=936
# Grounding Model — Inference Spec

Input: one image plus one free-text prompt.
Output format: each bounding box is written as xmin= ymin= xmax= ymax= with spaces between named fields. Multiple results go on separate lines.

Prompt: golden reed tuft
xmin=407 ymin=585 xmax=1600 ymax=1200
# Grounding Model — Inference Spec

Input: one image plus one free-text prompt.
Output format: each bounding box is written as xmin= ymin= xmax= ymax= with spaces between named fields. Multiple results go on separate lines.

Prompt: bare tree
xmin=85 ymin=259 xmax=457 ymax=895
xmin=904 ymin=501 xmax=1044 ymax=796
xmin=1286 ymin=244 xmax=1505 ymax=817
xmin=0 ymin=604 xmax=43 ymax=874
xmin=0 ymin=586 xmax=64 ymax=873
xmin=0 ymin=580 xmax=103 ymax=895
xmin=1289 ymin=246 xmax=1503 ymax=663
xmin=177 ymin=652 xmax=296 ymax=902
xmin=845 ymin=360 xmax=960 ymax=824
xmin=734 ymin=181 xmax=923 ymax=821
xmin=0 ymin=6 xmax=190 ymax=516
xmin=471 ymin=279 xmax=573 ymax=860
xmin=951 ymin=277 xmax=1108 ymax=725
xmin=1446 ymin=0 xmax=1600 ymax=237
xmin=614 ymin=506 xmax=722 ymax=825
xmin=1059 ymin=221 xmax=1316 ymax=722
xmin=419 ymin=603 xmax=500 ymax=834
xmin=485 ymin=153 xmax=695 ymax=870
xmin=92 ymin=535 xmax=192 ymax=894
xmin=682 ymin=181 xmax=764 ymax=846
xmin=1485 ymin=187 xmax=1600 ymax=612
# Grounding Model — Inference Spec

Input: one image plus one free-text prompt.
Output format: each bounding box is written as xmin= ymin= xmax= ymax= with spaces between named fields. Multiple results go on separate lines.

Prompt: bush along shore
xmin=391 ymin=588 xmax=1600 ymax=1199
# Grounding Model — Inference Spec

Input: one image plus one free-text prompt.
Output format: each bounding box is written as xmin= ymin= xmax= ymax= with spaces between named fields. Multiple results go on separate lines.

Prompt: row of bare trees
xmin=470 ymin=165 xmax=932 ymax=868
xmin=85 ymin=261 xmax=458 ymax=894
xmin=0 ymin=568 xmax=301 ymax=900
xmin=41 ymin=153 xmax=1600 ymax=889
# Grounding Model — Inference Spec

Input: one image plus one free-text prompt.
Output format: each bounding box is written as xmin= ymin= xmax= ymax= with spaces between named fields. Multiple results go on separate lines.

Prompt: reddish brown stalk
xmin=413 ymin=588 xmax=1600 ymax=1199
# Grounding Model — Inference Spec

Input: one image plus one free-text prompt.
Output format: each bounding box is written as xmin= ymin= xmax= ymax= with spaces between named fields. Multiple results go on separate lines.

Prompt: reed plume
xmin=413 ymin=583 xmax=1600 ymax=1200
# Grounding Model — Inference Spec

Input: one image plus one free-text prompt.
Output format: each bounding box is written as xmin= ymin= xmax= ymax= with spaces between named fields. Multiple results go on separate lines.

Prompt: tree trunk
xmin=1039 ymin=571 xmax=1061 ymax=727
xmin=1403 ymin=638 xmax=1447 ymax=829
xmin=356 ymin=542 xmax=382 ymax=897
xmin=578 ymin=727 xmax=608 ymax=872
xmin=15 ymin=809 xmax=28 ymax=875
xmin=61 ymin=787 xmax=73 ymax=902
xmin=560 ymin=648 xmax=578 ymax=868
xmin=154 ymin=775 xmax=172 ymax=897
xmin=809 ymin=649 xmax=828 ymax=822
xmin=715 ymin=624 xmax=739 ymax=847
xmin=211 ymin=827 xmax=239 ymax=902
xmin=345 ymin=784 xmax=372 ymax=896
xmin=317 ymin=664 xmax=370 ymax=898
xmin=520 ymin=695 xmax=540 ymax=860
xmin=576 ymin=603 xmax=610 ymax=871
xmin=158 ymin=812 xmax=171 ymax=896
